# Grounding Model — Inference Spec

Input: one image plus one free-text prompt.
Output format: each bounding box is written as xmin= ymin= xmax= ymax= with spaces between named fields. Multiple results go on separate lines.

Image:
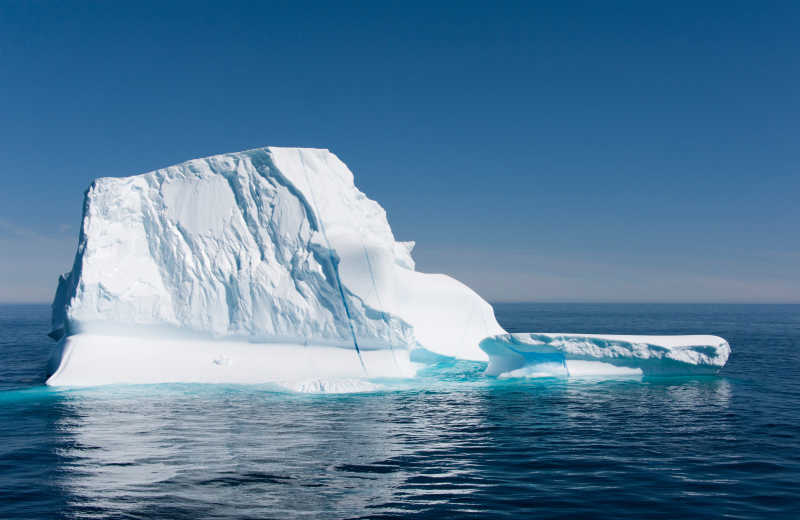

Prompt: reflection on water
xmin=55 ymin=386 xmax=411 ymax=518
xmin=40 ymin=374 xmax=749 ymax=520
xmin=2 ymin=303 xmax=799 ymax=519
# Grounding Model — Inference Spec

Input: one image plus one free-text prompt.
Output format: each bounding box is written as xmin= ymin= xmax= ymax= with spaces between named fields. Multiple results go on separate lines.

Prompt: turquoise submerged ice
xmin=481 ymin=333 xmax=731 ymax=378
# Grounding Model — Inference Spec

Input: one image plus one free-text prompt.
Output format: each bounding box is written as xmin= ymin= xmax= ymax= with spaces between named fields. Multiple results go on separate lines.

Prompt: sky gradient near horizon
xmin=1 ymin=1 xmax=798 ymax=303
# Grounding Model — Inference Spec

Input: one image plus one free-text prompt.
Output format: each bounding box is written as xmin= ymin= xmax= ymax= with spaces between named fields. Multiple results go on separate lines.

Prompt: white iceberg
xmin=46 ymin=145 xmax=731 ymax=387
xmin=481 ymin=333 xmax=731 ymax=378
xmin=47 ymin=147 xmax=504 ymax=386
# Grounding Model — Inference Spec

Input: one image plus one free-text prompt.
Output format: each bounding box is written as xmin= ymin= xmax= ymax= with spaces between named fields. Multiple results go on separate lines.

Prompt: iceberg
xmin=47 ymin=147 xmax=504 ymax=386
xmin=45 ymin=145 xmax=731 ymax=387
xmin=480 ymin=333 xmax=731 ymax=378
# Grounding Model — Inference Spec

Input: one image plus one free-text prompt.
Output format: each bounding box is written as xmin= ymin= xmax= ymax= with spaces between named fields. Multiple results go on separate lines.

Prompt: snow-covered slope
xmin=480 ymin=333 xmax=731 ymax=378
xmin=48 ymin=147 xmax=503 ymax=386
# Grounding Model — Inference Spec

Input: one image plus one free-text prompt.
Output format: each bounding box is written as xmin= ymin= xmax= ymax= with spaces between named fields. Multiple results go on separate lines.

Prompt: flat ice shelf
xmin=480 ymin=333 xmax=731 ymax=378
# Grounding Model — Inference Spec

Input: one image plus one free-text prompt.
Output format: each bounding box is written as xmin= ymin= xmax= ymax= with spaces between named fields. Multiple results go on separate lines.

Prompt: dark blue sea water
xmin=1 ymin=303 xmax=799 ymax=519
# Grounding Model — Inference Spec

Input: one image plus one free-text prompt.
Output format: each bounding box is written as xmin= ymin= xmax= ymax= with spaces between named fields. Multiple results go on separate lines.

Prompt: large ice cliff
xmin=47 ymin=147 xmax=504 ymax=386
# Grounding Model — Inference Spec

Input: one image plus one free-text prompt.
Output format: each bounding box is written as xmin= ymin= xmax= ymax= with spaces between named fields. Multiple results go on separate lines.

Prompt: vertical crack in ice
xmin=295 ymin=150 xmax=367 ymax=375
xmin=360 ymin=243 xmax=399 ymax=369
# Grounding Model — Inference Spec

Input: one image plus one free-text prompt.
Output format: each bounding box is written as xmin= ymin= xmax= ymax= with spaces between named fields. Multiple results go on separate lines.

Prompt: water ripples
xmin=0 ymin=304 xmax=799 ymax=519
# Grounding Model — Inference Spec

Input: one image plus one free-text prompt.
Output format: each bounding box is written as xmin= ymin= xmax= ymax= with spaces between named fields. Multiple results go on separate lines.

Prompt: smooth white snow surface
xmin=48 ymin=147 xmax=503 ymax=386
xmin=481 ymin=333 xmax=731 ymax=378
xmin=46 ymin=334 xmax=412 ymax=387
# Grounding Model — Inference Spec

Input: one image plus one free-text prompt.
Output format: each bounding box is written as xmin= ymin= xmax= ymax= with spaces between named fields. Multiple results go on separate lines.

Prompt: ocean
xmin=1 ymin=303 xmax=798 ymax=519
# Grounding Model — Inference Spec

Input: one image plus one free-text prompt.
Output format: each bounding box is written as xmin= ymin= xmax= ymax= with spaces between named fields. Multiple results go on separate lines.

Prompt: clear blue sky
xmin=1 ymin=1 xmax=798 ymax=303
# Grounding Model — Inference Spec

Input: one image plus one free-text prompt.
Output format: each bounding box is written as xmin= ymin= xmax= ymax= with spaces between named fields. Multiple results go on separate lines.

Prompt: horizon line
xmin=2 ymin=300 xmax=799 ymax=306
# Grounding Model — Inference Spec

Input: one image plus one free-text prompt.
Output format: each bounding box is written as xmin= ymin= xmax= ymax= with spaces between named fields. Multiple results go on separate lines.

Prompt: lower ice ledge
xmin=480 ymin=333 xmax=731 ymax=378
xmin=46 ymin=334 xmax=416 ymax=387
xmin=46 ymin=331 xmax=732 ymax=388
